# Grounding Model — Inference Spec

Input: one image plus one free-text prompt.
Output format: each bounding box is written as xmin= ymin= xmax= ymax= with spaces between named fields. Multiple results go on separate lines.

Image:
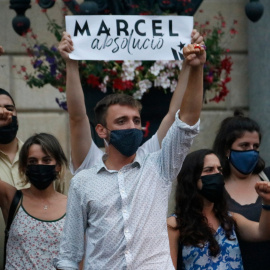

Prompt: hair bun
xmin=234 ymin=109 xmax=244 ymax=117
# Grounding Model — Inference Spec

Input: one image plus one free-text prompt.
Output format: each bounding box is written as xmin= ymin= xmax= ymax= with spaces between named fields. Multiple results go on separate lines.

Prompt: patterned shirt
xmin=182 ymin=226 xmax=243 ymax=270
xmin=54 ymin=112 xmax=200 ymax=270
xmin=6 ymin=205 xmax=66 ymax=269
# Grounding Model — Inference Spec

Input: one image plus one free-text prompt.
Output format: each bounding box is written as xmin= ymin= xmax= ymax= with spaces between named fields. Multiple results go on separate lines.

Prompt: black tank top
xmin=225 ymin=189 xmax=270 ymax=270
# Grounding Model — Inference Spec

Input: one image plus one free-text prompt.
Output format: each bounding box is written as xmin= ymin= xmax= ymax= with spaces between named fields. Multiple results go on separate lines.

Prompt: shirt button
xmin=125 ymin=229 xmax=129 ymax=233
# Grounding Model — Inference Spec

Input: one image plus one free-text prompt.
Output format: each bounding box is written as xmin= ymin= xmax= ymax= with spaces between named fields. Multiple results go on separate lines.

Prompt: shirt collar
xmin=96 ymin=153 xmax=142 ymax=173
xmin=0 ymin=137 xmax=23 ymax=164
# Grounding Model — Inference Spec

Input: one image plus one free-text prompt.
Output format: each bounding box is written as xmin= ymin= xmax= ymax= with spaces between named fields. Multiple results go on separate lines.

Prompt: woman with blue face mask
xmin=0 ymin=133 xmax=68 ymax=269
xmin=212 ymin=110 xmax=270 ymax=270
xmin=167 ymin=149 xmax=270 ymax=270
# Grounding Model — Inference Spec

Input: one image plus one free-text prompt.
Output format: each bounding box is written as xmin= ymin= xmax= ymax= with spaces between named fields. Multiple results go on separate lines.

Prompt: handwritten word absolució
xmin=73 ymin=19 xmax=179 ymax=55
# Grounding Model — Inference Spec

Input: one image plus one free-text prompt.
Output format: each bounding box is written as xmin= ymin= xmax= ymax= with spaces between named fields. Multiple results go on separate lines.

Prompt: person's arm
xmin=54 ymin=176 xmax=87 ymax=269
xmin=233 ymin=181 xmax=270 ymax=242
xmin=157 ymin=29 xmax=203 ymax=145
xmin=155 ymin=43 xmax=204 ymax=182
xmin=0 ymin=180 xmax=17 ymax=223
xmin=179 ymin=44 xmax=205 ymax=125
xmin=58 ymin=32 xmax=92 ymax=171
xmin=167 ymin=216 xmax=180 ymax=269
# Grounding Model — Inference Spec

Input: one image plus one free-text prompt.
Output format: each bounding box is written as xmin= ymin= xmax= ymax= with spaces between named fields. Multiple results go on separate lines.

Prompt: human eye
xmin=5 ymin=105 xmax=14 ymax=112
xmin=43 ymin=157 xmax=52 ymax=164
xmin=134 ymin=118 xmax=141 ymax=125
xmin=253 ymin=144 xmax=260 ymax=150
xmin=117 ymin=119 xmax=125 ymax=125
xmin=202 ymin=167 xmax=212 ymax=173
xmin=239 ymin=143 xmax=249 ymax=150
xmin=27 ymin=158 xmax=37 ymax=165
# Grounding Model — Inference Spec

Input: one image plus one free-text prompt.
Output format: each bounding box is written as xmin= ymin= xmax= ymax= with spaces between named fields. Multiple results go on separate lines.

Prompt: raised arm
xmin=157 ymin=30 xmax=203 ymax=144
xmin=233 ymin=181 xmax=270 ymax=242
xmin=58 ymin=32 xmax=92 ymax=171
xmin=179 ymin=43 xmax=205 ymax=125
xmin=0 ymin=180 xmax=17 ymax=223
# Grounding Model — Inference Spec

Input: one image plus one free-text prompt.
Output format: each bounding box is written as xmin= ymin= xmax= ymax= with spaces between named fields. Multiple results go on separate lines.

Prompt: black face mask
xmin=26 ymin=164 xmax=57 ymax=190
xmin=109 ymin=128 xmax=143 ymax=157
xmin=199 ymin=173 xmax=225 ymax=203
xmin=0 ymin=116 xmax=18 ymax=144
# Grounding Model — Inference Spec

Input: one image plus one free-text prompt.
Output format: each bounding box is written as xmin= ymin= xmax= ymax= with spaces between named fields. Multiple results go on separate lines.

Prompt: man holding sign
xmin=59 ymin=29 xmax=203 ymax=175
xmin=54 ymin=15 xmax=205 ymax=270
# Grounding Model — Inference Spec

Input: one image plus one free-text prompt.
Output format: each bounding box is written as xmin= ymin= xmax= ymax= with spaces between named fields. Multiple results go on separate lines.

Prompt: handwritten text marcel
xmin=73 ymin=18 xmax=180 ymax=55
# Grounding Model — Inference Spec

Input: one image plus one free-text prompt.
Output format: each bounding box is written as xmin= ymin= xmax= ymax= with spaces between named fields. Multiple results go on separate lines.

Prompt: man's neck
xmin=104 ymin=146 xmax=136 ymax=170
xmin=0 ymin=138 xmax=18 ymax=163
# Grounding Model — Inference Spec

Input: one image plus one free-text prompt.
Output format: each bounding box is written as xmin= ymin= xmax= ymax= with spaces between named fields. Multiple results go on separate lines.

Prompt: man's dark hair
xmin=94 ymin=93 xmax=142 ymax=126
xmin=0 ymin=88 xmax=15 ymax=106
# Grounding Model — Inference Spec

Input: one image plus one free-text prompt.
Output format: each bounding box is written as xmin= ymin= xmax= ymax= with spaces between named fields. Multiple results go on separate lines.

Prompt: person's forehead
xmin=204 ymin=154 xmax=220 ymax=166
xmin=0 ymin=94 xmax=14 ymax=106
xmin=107 ymin=104 xmax=140 ymax=116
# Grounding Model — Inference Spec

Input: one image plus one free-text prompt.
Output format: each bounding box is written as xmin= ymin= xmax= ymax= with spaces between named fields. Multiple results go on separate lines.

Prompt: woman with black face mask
xmin=0 ymin=133 xmax=68 ymax=269
xmin=167 ymin=149 xmax=270 ymax=270
xmin=213 ymin=110 xmax=270 ymax=270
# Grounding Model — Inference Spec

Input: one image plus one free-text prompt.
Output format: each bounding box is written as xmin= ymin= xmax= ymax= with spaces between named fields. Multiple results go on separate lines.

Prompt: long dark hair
xmin=174 ymin=149 xmax=236 ymax=257
xmin=213 ymin=110 xmax=264 ymax=178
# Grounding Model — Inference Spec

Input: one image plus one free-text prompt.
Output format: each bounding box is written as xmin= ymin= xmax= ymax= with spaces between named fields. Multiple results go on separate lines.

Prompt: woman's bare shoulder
xmin=167 ymin=215 xmax=177 ymax=228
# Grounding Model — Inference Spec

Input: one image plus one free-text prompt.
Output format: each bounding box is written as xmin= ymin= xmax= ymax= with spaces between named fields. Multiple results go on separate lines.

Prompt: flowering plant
xmin=15 ymin=10 xmax=237 ymax=110
xmin=196 ymin=12 xmax=238 ymax=102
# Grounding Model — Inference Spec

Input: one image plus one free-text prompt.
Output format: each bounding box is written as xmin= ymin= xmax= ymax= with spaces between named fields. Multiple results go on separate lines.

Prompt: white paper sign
xmin=65 ymin=15 xmax=193 ymax=61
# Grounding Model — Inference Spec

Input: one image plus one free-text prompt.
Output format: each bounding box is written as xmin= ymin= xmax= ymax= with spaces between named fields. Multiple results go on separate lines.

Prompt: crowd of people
xmin=0 ymin=27 xmax=270 ymax=270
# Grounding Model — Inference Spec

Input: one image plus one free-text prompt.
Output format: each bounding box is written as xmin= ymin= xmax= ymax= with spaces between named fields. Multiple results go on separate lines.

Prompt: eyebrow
xmin=114 ymin=116 xmax=127 ymax=121
xmin=203 ymin=166 xmax=215 ymax=170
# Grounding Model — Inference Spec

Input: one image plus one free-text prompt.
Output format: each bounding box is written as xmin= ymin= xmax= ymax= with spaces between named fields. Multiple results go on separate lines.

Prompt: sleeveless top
xmin=225 ymin=189 xmax=270 ymax=270
xmin=180 ymin=225 xmax=243 ymax=270
xmin=5 ymin=204 xmax=66 ymax=269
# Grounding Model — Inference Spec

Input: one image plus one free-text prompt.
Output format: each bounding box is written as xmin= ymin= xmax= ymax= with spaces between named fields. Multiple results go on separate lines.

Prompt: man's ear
xmin=95 ymin=124 xmax=108 ymax=139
